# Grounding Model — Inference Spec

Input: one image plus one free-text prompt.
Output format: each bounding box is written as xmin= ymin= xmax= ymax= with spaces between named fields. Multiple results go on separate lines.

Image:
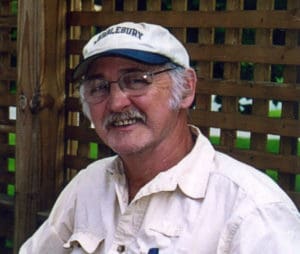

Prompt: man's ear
xmin=180 ymin=68 xmax=197 ymax=109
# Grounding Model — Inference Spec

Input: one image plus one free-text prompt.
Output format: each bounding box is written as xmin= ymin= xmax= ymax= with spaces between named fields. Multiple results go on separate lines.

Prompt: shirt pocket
xmin=149 ymin=221 xmax=182 ymax=238
xmin=63 ymin=231 xmax=105 ymax=254
xmin=136 ymin=221 xmax=183 ymax=253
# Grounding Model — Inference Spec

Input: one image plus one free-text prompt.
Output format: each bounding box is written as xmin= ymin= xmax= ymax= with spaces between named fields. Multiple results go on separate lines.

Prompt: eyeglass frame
xmin=78 ymin=67 xmax=177 ymax=104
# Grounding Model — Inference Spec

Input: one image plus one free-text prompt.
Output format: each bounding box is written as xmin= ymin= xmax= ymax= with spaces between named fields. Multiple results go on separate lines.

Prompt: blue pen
xmin=148 ymin=248 xmax=159 ymax=254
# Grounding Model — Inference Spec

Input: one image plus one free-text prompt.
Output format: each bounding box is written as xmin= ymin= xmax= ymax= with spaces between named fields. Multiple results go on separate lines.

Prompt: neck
xmin=121 ymin=114 xmax=194 ymax=201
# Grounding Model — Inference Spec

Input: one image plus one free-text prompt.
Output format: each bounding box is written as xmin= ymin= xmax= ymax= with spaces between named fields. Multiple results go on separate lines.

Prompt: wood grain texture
xmin=14 ymin=0 xmax=66 ymax=252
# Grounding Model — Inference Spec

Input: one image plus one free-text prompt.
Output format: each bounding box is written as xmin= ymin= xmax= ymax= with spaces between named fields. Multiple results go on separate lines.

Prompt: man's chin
xmin=101 ymin=124 xmax=151 ymax=154
xmin=108 ymin=135 xmax=150 ymax=155
xmin=111 ymin=144 xmax=146 ymax=157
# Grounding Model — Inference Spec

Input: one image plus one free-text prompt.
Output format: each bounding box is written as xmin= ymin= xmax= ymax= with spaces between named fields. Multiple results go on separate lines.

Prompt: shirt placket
xmin=108 ymin=198 xmax=148 ymax=254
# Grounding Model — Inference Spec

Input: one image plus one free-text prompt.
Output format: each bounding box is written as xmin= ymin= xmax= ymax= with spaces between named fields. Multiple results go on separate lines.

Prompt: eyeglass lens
xmin=81 ymin=67 xmax=175 ymax=104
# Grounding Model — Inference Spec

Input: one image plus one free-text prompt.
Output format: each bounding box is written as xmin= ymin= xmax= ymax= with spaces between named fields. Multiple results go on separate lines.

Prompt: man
xmin=20 ymin=22 xmax=300 ymax=253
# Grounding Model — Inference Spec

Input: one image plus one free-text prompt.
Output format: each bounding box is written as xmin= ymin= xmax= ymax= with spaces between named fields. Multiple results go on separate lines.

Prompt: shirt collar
xmin=147 ymin=125 xmax=215 ymax=199
xmin=107 ymin=125 xmax=215 ymax=200
xmin=176 ymin=125 xmax=215 ymax=198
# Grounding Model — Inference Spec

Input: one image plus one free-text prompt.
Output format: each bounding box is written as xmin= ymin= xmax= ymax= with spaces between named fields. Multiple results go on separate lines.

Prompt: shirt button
xmin=117 ymin=245 xmax=125 ymax=252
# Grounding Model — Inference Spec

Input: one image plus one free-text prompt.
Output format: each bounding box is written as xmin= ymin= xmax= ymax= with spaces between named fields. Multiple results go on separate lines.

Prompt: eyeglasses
xmin=80 ymin=67 xmax=176 ymax=104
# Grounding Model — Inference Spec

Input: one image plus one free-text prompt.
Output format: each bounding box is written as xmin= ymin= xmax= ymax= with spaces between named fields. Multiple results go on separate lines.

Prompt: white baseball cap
xmin=73 ymin=22 xmax=190 ymax=80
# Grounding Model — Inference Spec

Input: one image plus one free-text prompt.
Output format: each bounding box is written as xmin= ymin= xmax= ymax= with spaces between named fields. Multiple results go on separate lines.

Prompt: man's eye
xmin=124 ymin=73 xmax=152 ymax=89
xmin=89 ymin=81 xmax=109 ymax=95
xmin=132 ymin=77 xmax=148 ymax=84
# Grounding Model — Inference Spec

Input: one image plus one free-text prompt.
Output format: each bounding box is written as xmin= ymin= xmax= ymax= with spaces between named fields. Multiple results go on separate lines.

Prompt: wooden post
xmin=278 ymin=0 xmax=300 ymax=199
xmin=221 ymin=0 xmax=242 ymax=152
xmin=250 ymin=0 xmax=272 ymax=159
xmin=197 ymin=0 xmax=214 ymax=137
xmin=14 ymin=0 xmax=66 ymax=252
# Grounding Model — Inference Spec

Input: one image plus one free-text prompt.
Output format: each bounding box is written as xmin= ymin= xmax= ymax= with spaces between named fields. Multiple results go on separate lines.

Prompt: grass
xmin=268 ymin=109 xmax=281 ymax=118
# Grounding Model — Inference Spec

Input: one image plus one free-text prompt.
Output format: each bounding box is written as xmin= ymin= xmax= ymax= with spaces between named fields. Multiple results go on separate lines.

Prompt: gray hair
xmin=79 ymin=62 xmax=193 ymax=120
xmin=79 ymin=85 xmax=91 ymax=119
xmin=165 ymin=63 xmax=193 ymax=110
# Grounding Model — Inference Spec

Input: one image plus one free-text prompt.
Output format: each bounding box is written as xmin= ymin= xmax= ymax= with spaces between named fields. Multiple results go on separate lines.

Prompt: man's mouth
xmin=113 ymin=118 xmax=139 ymax=127
xmin=104 ymin=109 xmax=146 ymax=128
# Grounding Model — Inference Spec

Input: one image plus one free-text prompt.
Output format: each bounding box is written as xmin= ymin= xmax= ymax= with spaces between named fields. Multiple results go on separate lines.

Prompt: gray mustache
xmin=103 ymin=109 xmax=146 ymax=127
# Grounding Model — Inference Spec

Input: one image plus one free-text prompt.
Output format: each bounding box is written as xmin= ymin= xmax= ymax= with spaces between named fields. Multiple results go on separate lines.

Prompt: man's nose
xmin=107 ymin=82 xmax=131 ymax=112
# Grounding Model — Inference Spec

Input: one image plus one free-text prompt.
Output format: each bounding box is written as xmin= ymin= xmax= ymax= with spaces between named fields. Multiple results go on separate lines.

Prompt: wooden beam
xmin=196 ymin=80 xmax=300 ymax=102
xmin=188 ymin=44 xmax=300 ymax=65
xmin=190 ymin=110 xmax=300 ymax=137
xmin=14 ymin=0 xmax=66 ymax=252
xmin=0 ymin=15 xmax=17 ymax=28
xmin=68 ymin=41 xmax=300 ymax=65
xmin=68 ymin=10 xmax=300 ymax=29
xmin=216 ymin=146 xmax=300 ymax=174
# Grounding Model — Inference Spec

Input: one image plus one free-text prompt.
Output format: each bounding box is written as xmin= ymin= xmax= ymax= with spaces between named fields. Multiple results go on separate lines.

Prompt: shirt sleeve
xmin=18 ymin=171 xmax=83 ymax=253
xmin=19 ymin=220 xmax=69 ymax=254
xmin=228 ymin=202 xmax=300 ymax=254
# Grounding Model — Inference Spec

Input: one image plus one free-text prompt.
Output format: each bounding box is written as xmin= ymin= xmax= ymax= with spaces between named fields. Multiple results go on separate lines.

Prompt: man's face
xmin=85 ymin=56 xmax=183 ymax=156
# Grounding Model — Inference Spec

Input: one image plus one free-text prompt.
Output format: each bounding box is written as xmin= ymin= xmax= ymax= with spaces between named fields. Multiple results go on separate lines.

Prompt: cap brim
xmin=72 ymin=49 xmax=170 ymax=81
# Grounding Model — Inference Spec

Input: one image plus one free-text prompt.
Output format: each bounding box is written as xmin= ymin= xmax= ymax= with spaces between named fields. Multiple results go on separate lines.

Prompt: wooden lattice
xmin=0 ymin=0 xmax=16 ymax=252
xmin=0 ymin=0 xmax=299 ymax=253
xmin=65 ymin=0 xmax=300 ymax=208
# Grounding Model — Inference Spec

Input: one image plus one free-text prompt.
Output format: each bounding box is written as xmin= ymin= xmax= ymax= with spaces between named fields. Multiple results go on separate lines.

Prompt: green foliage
xmin=5 ymin=239 xmax=13 ymax=249
xmin=215 ymin=0 xmax=226 ymax=11
xmin=274 ymin=0 xmax=287 ymax=10
xmin=161 ymin=0 xmax=172 ymax=10
xmin=90 ymin=142 xmax=98 ymax=159
xmin=7 ymin=184 xmax=15 ymax=196
xmin=296 ymin=175 xmax=300 ymax=192
xmin=11 ymin=0 xmax=18 ymax=14
xmin=215 ymin=28 xmax=225 ymax=44
xmin=265 ymin=169 xmax=278 ymax=182
xmin=271 ymin=64 xmax=284 ymax=83
xmin=209 ymin=136 xmax=220 ymax=145
xmin=9 ymin=133 xmax=16 ymax=145
xmin=267 ymin=139 xmax=280 ymax=154
xmin=8 ymin=158 xmax=15 ymax=172
xmin=10 ymin=81 xmax=17 ymax=94
xmin=268 ymin=109 xmax=281 ymax=118
xmin=240 ymin=62 xmax=254 ymax=81
xmin=235 ymin=136 xmax=251 ymax=149
xmin=242 ymin=29 xmax=255 ymax=45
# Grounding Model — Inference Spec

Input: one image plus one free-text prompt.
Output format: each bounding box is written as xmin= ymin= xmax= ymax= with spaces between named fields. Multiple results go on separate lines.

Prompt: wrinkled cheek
xmin=91 ymin=125 xmax=110 ymax=149
xmin=89 ymin=107 xmax=107 ymax=127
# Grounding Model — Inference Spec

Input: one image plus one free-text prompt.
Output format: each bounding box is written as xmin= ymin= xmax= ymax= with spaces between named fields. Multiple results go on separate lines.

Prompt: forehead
xmin=86 ymin=56 xmax=155 ymax=76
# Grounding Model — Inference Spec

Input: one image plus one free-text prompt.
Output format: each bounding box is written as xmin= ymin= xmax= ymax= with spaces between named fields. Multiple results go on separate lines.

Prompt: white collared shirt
xmin=20 ymin=126 xmax=300 ymax=253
